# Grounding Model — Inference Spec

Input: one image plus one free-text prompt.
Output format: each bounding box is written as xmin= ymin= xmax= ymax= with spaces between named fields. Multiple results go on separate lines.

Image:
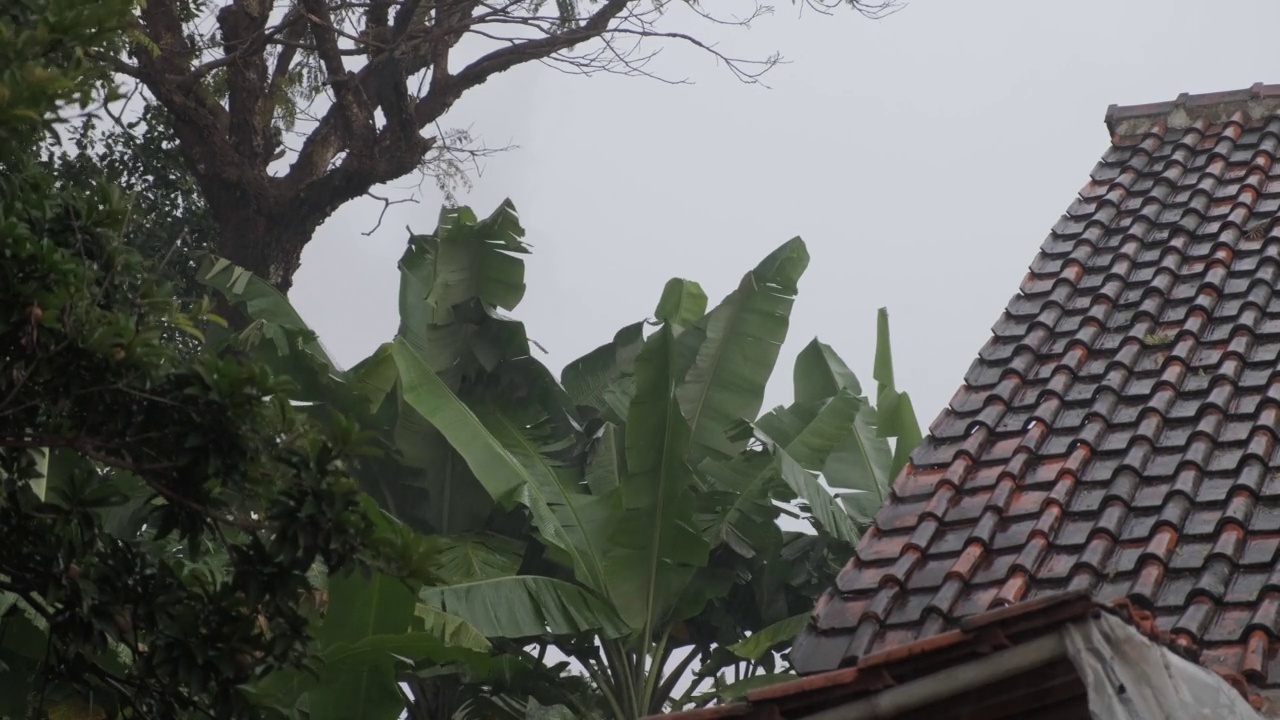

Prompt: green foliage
xmin=8 ymin=1 xmax=920 ymax=716
xmin=0 ymin=2 xmax=430 ymax=716
xmin=422 ymin=577 xmax=628 ymax=639
xmin=45 ymin=103 xmax=216 ymax=300
xmin=0 ymin=0 xmax=124 ymax=150
xmin=653 ymin=279 xmax=707 ymax=328
xmin=676 ymin=238 xmax=810 ymax=461
xmin=199 ymin=200 xmax=923 ymax=719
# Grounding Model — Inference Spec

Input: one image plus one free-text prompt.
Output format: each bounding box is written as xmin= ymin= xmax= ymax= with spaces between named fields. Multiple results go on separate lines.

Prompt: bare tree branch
xmin=362 ymin=190 xmax=417 ymax=236
xmin=105 ymin=0 xmax=892 ymax=290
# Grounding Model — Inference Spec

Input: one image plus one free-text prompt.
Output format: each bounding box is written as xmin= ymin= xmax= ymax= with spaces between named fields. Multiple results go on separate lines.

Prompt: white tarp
xmin=1062 ymin=611 xmax=1265 ymax=720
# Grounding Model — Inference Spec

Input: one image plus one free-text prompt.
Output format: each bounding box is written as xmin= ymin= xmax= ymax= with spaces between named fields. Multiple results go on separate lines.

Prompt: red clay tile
xmin=1013 ymin=534 xmax=1050 ymax=574
xmin=1241 ymin=533 xmax=1280 ymax=566
xmin=1207 ymin=605 xmax=1255 ymax=643
xmin=835 ymin=560 xmax=894 ymax=594
xmin=1249 ymin=591 xmax=1280 ymax=633
xmin=1243 ymin=630 xmax=1269 ymax=682
xmin=1227 ymin=570 xmax=1271 ymax=604
xmin=1130 ymin=560 xmax=1166 ymax=601
xmin=1175 ymin=596 xmax=1217 ymax=639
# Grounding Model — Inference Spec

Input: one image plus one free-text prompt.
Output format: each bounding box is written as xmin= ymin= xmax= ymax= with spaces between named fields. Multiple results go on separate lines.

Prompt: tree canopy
xmin=0 ymin=2 xmax=429 ymax=715
xmin=94 ymin=0 xmax=897 ymax=291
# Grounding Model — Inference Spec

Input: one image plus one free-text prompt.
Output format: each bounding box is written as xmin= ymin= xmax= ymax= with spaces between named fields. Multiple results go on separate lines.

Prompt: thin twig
xmin=363 ymin=191 xmax=418 ymax=236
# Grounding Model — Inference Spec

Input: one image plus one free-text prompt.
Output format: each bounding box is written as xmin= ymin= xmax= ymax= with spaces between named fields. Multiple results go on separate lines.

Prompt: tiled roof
xmin=651 ymin=591 xmax=1099 ymax=720
xmin=791 ymin=83 xmax=1280 ymax=691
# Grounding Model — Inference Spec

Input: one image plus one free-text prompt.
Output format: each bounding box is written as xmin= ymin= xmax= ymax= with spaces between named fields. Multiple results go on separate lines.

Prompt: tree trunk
xmin=212 ymin=205 xmax=308 ymax=292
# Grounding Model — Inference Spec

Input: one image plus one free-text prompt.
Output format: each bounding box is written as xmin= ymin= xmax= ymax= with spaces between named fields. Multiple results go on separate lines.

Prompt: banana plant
xmin=199 ymin=200 xmax=922 ymax=719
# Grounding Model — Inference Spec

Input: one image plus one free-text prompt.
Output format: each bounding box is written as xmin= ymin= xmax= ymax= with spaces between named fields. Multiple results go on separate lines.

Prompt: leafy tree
xmin=91 ymin=0 xmax=897 ymax=290
xmin=0 ymin=2 xmax=432 ymax=716
xmin=43 ymin=102 xmax=216 ymax=302
xmin=200 ymin=201 xmax=921 ymax=718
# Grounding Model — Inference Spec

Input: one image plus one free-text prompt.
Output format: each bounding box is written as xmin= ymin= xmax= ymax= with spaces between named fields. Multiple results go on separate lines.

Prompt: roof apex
xmin=1105 ymin=82 xmax=1280 ymax=137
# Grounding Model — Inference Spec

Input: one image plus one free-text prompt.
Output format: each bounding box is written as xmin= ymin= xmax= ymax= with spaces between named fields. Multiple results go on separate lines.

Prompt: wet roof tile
xmin=792 ymin=85 xmax=1280 ymax=691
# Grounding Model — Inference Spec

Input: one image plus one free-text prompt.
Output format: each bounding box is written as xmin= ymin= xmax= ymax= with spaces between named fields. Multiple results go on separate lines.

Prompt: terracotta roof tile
xmin=655 ymin=590 xmax=1275 ymax=718
xmin=792 ymin=86 xmax=1280 ymax=691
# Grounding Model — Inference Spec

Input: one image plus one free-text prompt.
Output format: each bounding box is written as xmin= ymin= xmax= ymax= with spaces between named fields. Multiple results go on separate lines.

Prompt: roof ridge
xmin=1105 ymin=82 xmax=1280 ymax=137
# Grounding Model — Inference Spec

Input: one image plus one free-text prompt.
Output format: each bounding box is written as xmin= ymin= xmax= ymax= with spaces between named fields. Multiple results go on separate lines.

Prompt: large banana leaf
xmin=356 ymin=439 xmax=496 ymax=536
xmin=755 ymin=390 xmax=863 ymax=471
xmin=429 ymin=533 xmax=525 ymax=584
xmin=728 ymin=612 xmax=810 ymax=661
xmin=199 ymin=256 xmax=462 ymax=535
xmin=392 ymin=337 xmax=526 ymax=505
xmin=698 ymin=450 xmax=784 ymax=558
xmin=385 ymin=203 xmax=543 ymax=534
xmin=470 ymin=396 xmax=614 ymax=595
xmin=676 ymin=238 xmax=810 ymax=460
xmin=470 ymin=357 xmax=616 ymax=597
xmin=305 ymin=569 xmax=418 ymax=720
xmin=346 ymin=342 xmax=399 ymax=414
xmin=197 ymin=257 xmax=351 ymax=407
xmin=375 ymin=335 xmax=500 ymax=536
xmin=824 ymin=402 xmax=894 ymax=526
xmin=255 ymin=572 xmax=491 ymax=717
xmin=793 ymin=338 xmax=861 ymax=403
xmin=397 ymin=202 xmax=528 ymax=354
xmin=583 ymin=422 xmax=625 ymax=496
xmin=607 ymin=327 xmax=710 ymax=634
xmin=394 ymin=338 xmax=616 ymax=597
xmin=561 ymin=321 xmax=645 ymax=416
xmin=394 ymin=204 xmax=531 ymax=404
xmin=316 ymin=567 xmax=416 ymax=650
xmin=757 ymin=393 xmax=890 ymax=531
xmin=258 ymin=631 xmax=489 ymax=715
xmin=873 ymin=307 xmax=922 ymax=479
xmin=777 ymin=452 xmax=861 ymax=544
xmin=421 ymin=576 xmax=628 ymax=639
xmin=322 ymin=631 xmax=489 ymax=671
xmin=198 ymin=256 xmax=337 ymax=366
xmin=781 ymin=338 xmax=898 ymax=529
xmin=414 ymin=603 xmax=493 ymax=653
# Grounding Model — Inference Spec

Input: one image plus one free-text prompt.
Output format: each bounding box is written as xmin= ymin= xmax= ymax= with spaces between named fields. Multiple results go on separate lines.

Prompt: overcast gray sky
xmin=288 ymin=0 xmax=1280 ymax=434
